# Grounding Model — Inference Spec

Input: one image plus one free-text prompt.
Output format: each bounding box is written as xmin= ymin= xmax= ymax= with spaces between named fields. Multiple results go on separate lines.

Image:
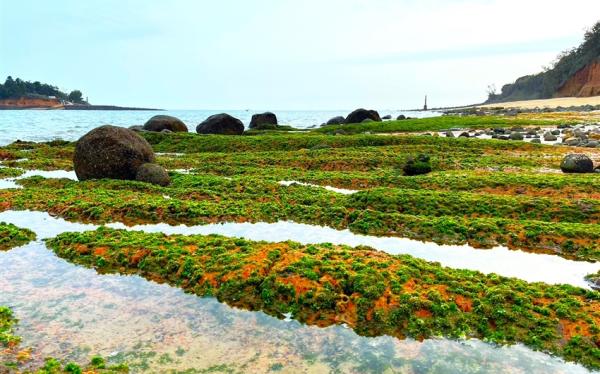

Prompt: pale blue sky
xmin=1 ymin=0 xmax=599 ymax=109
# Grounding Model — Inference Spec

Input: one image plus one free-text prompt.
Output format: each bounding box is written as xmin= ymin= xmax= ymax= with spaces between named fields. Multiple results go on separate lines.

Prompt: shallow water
xmin=0 ymin=210 xmax=597 ymax=290
xmin=0 ymin=169 xmax=77 ymax=189
xmin=0 ymin=109 xmax=439 ymax=146
xmin=278 ymin=180 xmax=358 ymax=195
xmin=0 ymin=238 xmax=591 ymax=372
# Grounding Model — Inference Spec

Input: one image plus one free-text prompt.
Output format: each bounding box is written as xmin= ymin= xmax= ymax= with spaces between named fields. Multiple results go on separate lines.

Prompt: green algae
xmin=315 ymin=115 xmax=575 ymax=134
xmin=0 ymin=222 xmax=35 ymax=251
xmin=46 ymin=228 xmax=600 ymax=369
xmin=0 ymin=167 xmax=24 ymax=179
xmin=0 ymin=306 xmax=21 ymax=348
xmin=5 ymin=174 xmax=600 ymax=261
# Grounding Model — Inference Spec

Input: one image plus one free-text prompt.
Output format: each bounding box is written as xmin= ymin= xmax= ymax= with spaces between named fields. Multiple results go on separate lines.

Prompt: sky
xmin=1 ymin=0 xmax=600 ymax=110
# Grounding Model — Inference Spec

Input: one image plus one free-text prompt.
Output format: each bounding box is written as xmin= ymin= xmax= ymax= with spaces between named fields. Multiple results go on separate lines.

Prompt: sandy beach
xmin=479 ymin=96 xmax=600 ymax=109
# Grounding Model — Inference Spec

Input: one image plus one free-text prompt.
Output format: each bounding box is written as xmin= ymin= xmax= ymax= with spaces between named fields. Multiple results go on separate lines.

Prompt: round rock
xmin=143 ymin=115 xmax=188 ymax=132
xmin=344 ymin=108 xmax=382 ymax=124
xmin=560 ymin=154 xmax=594 ymax=173
xmin=249 ymin=112 xmax=278 ymax=129
xmin=326 ymin=116 xmax=345 ymax=125
xmin=74 ymin=125 xmax=155 ymax=181
xmin=196 ymin=113 xmax=244 ymax=135
xmin=136 ymin=163 xmax=171 ymax=186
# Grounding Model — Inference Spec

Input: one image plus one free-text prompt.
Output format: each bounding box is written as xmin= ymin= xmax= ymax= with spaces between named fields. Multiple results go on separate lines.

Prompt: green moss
xmin=3 ymin=172 xmax=599 ymax=260
xmin=0 ymin=167 xmax=24 ymax=179
xmin=314 ymin=115 xmax=573 ymax=134
xmin=0 ymin=306 xmax=21 ymax=348
xmin=0 ymin=222 xmax=35 ymax=251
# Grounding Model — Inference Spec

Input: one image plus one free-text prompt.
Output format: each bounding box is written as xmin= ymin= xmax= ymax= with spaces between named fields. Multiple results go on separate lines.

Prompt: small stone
xmin=135 ymin=163 xmax=171 ymax=186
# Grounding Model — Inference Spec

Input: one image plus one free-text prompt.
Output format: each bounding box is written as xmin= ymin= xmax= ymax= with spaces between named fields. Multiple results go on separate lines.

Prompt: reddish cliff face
xmin=0 ymin=97 xmax=61 ymax=108
xmin=556 ymin=61 xmax=600 ymax=97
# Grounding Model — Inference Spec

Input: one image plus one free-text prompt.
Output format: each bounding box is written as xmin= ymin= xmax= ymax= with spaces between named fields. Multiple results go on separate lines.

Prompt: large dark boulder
xmin=143 ymin=115 xmax=188 ymax=132
xmin=344 ymin=109 xmax=382 ymax=124
xmin=196 ymin=113 xmax=244 ymax=135
xmin=74 ymin=125 xmax=155 ymax=181
xmin=560 ymin=154 xmax=594 ymax=173
xmin=249 ymin=112 xmax=278 ymax=129
xmin=136 ymin=163 xmax=170 ymax=186
xmin=326 ymin=116 xmax=345 ymax=125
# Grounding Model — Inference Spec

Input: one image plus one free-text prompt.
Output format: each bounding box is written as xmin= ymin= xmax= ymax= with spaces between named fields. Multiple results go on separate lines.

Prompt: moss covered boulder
xmin=196 ymin=114 xmax=244 ymax=135
xmin=560 ymin=154 xmax=594 ymax=173
xmin=74 ymin=125 xmax=155 ymax=181
xmin=344 ymin=108 xmax=382 ymax=124
xmin=143 ymin=115 xmax=188 ymax=133
xmin=135 ymin=163 xmax=171 ymax=186
xmin=249 ymin=112 xmax=278 ymax=129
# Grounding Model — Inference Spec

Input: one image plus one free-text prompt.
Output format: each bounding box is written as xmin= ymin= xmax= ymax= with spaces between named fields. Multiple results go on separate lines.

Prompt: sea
xmin=0 ymin=109 xmax=439 ymax=146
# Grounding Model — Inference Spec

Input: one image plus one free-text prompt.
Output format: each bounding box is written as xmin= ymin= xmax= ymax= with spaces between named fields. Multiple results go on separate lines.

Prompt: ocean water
xmin=0 ymin=109 xmax=439 ymax=145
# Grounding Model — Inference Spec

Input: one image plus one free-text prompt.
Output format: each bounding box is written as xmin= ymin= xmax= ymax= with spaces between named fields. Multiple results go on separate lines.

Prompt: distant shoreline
xmin=0 ymin=104 xmax=162 ymax=111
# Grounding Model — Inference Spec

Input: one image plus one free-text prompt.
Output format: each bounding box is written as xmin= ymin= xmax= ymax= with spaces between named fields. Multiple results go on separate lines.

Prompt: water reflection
xmin=0 ymin=242 xmax=590 ymax=373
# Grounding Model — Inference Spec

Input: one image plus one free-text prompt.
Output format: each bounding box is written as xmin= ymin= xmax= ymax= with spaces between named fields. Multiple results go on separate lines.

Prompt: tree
xmin=68 ymin=90 xmax=84 ymax=103
xmin=486 ymin=84 xmax=498 ymax=101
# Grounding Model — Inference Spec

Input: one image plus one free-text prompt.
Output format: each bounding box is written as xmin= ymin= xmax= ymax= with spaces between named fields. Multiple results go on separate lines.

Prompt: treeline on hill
xmin=0 ymin=76 xmax=86 ymax=104
xmin=487 ymin=21 xmax=600 ymax=103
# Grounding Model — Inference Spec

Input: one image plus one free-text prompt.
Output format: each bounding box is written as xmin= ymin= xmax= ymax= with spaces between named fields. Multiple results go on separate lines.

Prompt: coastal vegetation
xmin=1 ymin=120 xmax=599 ymax=261
xmin=488 ymin=21 xmax=600 ymax=103
xmin=0 ymin=76 xmax=86 ymax=104
xmin=0 ymin=223 xmax=35 ymax=251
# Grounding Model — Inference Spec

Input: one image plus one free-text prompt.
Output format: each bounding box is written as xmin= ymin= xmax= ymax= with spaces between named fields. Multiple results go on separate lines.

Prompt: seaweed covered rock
xmin=135 ymin=163 xmax=170 ymax=186
xmin=509 ymin=132 xmax=524 ymax=141
xmin=344 ymin=108 xmax=382 ymax=124
xmin=560 ymin=154 xmax=594 ymax=173
xmin=196 ymin=113 xmax=244 ymax=135
xmin=403 ymin=154 xmax=432 ymax=176
xmin=74 ymin=125 xmax=155 ymax=181
xmin=249 ymin=112 xmax=278 ymax=129
xmin=143 ymin=115 xmax=188 ymax=133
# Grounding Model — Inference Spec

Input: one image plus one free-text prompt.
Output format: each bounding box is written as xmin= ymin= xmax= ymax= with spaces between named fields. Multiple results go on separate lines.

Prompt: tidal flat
xmin=1 ymin=115 xmax=600 ymax=372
